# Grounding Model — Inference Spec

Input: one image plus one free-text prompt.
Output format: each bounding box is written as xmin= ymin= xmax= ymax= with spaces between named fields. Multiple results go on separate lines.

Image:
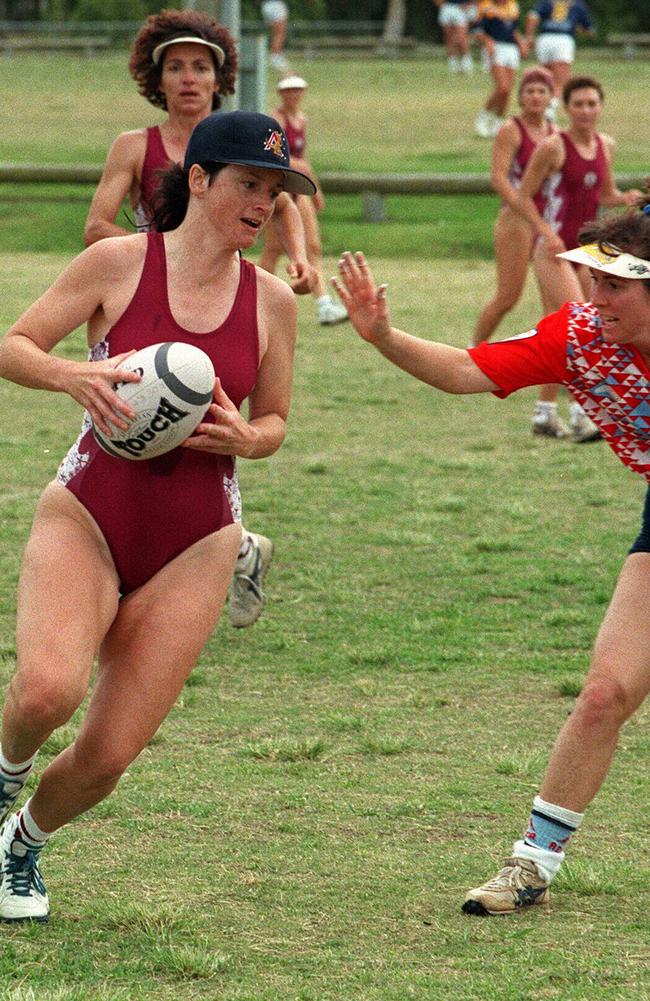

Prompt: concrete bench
xmin=0 ymin=35 xmax=110 ymax=57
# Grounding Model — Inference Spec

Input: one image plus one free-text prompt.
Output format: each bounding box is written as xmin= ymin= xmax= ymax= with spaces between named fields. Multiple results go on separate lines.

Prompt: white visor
xmin=277 ymin=76 xmax=307 ymax=91
xmin=559 ymin=243 xmax=650 ymax=279
xmin=152 ymin=36 xmax=226 ymax=68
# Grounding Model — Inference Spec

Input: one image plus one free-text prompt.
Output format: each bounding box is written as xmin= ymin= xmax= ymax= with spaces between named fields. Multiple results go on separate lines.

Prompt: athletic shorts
xmin=438 ymin=3 xmax=473 ymax=28
xmin=262 ymin=0 xmax=288 ymax=25
xmin=535 ymin=33 xmax=575 ymax=65
xmin=629 ymin=487 xmax=650 ymax=554
xmin=490 ymin=42 xmax=520 ymax=69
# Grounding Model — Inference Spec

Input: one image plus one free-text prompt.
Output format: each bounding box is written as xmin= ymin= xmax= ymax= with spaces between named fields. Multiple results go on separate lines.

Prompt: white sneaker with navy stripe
xmin=0 ymin=815 xmax=49 ymax=923
xmin=0 ymin=778 xmax=24 ymax=830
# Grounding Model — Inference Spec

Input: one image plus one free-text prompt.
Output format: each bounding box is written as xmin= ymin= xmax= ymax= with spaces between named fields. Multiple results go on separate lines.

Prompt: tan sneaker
xmin=462 ymin=857 xmax=550 ymax=915
xmin=532 ymin=411 xmax=570 ymax=439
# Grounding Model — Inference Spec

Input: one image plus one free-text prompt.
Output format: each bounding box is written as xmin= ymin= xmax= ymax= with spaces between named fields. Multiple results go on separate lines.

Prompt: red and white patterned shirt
xmin=468 ymin=302 xmax=650 ymax=480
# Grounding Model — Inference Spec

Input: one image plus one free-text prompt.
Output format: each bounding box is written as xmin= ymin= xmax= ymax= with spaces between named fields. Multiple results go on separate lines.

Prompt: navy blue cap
xmin=183 ymin=110 xmax=316 ymax=196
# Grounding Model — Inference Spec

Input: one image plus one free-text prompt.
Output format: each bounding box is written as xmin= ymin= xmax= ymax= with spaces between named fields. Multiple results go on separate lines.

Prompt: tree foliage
xmin=25 ymin=0 xmax=650 ymax=34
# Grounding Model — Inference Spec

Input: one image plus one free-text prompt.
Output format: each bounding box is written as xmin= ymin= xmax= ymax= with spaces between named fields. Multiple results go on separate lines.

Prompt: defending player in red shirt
xmin=334 ymin=192 xmax=650 ymax=917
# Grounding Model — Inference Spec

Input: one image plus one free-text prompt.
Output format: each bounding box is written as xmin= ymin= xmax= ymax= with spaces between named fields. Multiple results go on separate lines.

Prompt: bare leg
xmin=532 ymin=242 xmax=586 ymax=408
xmin=473 ymin=209 xmax=532 ymax=345
xmin=540 ymin=553 xmax=650 ymax=811
xmin=27 ymin=521 xmax=242 ymax=832
xmin=2 ymin=485 xmax=119 ymax=764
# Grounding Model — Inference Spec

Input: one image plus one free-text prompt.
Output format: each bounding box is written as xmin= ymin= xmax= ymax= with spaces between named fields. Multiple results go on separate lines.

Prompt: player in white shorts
xmin=435 ymin=0 xmax=476 ymax=75
xmin=524 ymin=1 xmax=595 ymax=120
xmin=261 ymin=0 xmax=290 ymax=72
xmin=473 ymin=1 xmax=528 ymax=138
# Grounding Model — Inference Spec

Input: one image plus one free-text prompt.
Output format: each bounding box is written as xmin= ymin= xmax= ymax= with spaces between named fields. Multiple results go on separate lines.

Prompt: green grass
xmin=1 ymin=49 xmax=649 ymax=1000
xmin=0 ymin=253 xmax=649 ymax=999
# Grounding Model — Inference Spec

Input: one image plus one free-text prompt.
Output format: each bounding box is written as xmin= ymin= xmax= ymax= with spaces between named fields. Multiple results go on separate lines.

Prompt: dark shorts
xmin=629 ymin=487 xmax=650 ymax=554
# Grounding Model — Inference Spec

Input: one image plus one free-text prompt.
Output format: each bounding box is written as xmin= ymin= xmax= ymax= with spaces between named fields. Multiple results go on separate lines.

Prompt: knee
xmin=573 ymin=676 xmax=630 ymax=730
xmin=9 ymin=674 xmax=85 ymax=734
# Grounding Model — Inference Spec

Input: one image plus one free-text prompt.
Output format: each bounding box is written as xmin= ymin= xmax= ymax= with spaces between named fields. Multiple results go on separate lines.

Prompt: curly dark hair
xmin=129 ymin=9 xmax=238 ymax=111
xmin=579 ymin=179 xmax=650 ymax=291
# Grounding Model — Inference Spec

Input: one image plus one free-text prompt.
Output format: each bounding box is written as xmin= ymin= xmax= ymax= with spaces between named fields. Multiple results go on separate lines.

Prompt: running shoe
xmin=571 ymin=410 xmax=601 ymax=443
xmin=462 ymin=857 xmax=550 ymax=915
xmin=318 ymin=299 xmax=349 ymax=326
xmin=532 ymin=411 xmax=570 ymax=439
xmin=229 ymin=533 xmax=274 ymax=628
xmin=0 ymin=778 xmax=24 ymax=831
xmin=0 ymin=816 xmax=49 ymax=923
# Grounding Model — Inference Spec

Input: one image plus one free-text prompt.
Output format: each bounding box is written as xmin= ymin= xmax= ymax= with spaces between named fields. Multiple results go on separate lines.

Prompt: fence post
xmin=362 ymin=190 xmax=386 ymax=222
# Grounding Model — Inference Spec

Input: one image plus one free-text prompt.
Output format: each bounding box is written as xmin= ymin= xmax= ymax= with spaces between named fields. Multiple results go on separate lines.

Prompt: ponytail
xmin=149 ymin=162 xmax=226 ymax=232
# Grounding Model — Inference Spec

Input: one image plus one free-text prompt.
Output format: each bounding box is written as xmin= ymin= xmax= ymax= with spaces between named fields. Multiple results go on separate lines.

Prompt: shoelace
xmin=5 ymin=845 xmax=46 ymax=898
xmin=234 ymin=572 xmax=264 ymax=600
xmin=484 ymin=860 xmax=532 ymax=889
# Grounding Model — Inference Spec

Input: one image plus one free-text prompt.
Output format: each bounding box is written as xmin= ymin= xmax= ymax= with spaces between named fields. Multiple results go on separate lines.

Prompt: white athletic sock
xmin=16 ymin=798 xmax=52 ymax=848
xmin=316 ymin=294 xmax=332 ymax=307
xmin=534 ymin=401 xmax=557 ymax=414
xmin=570 ymin=402 xmax=586 ymax=420
xmin=514 ymin=796 xmax=585 ymax=883
xmin=0 ymin=747 xmax=36 ymax=790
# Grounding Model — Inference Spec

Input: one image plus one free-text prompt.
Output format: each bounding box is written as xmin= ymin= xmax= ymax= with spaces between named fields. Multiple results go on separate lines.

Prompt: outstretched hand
xmin=331 ymin=251 xmax=391 ymax=345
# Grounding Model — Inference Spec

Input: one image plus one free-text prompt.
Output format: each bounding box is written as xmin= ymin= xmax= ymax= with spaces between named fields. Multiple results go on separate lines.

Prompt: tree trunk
xmin=382 ymin=0 xmax=406 ymax=42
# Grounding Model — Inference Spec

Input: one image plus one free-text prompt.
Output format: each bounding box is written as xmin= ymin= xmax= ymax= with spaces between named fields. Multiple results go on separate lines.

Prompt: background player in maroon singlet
xmin=333 ymin=193 xmax=650 ymax=918
xmin=84 ymin=10 xmax=315 ymax=627
xmin=0 ymin=111 xmax=310 ymax=923
xmin=473 ymin=67 xmax=556 ymax=348
xmin=515 ymin=75 xmax=641 ymax=440
xmin=259 ymin=76 xmax=348 ymax=326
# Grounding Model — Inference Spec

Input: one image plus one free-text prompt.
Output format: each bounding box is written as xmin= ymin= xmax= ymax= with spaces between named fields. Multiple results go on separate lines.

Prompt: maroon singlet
xmin=507 ymin=117 xmax=553 ymax=214
xmin=543 ymin=131 xmax=607 ymax=250
xmin=57 ymin=232 xmax=259 ymax=594
xmin=135 ymin=126 xmax=171 ymax=231
xmin=282 ymin=118 xmax=306 ymax=159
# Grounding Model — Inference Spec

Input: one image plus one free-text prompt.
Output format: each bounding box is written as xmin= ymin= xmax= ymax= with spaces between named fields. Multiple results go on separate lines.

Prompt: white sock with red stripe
xmin=0 ymin=747 xmax=36 ymax=796
xmin=14 ymin=799 xmax=51 ymax=849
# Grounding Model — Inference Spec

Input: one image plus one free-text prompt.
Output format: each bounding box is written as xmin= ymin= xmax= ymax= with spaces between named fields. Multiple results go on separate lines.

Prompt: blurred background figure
xmin=261 ymin=0 xmax=290 ymax=73
xmin=259 ymin=76 xmax=348 ymax=327
xmin=525 ymin=0 xmax=595 ymax=122
xmin=473 ymin=0 xmax=529 ymax=138
xmin=434 ymin=0 xmax=476 ymax=75
xmin=473 ymin=67 xmax=556 ymax=349
xmin=515 ymin=74 xmax=641 ymax=440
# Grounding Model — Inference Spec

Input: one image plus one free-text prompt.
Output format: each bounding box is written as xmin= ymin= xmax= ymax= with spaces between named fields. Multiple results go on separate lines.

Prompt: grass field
xmin=0 ymin=50 xmax=650 ymax=1001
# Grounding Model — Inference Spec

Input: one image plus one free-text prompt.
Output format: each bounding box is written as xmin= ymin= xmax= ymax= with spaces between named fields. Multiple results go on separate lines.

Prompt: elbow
xmin=83 ymin=221 xmax=99 ymax=248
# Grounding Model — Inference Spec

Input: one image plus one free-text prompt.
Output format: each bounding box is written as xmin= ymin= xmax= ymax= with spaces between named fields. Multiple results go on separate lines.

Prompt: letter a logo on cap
xmin=264 ymin=130 xmax=286 ymax=160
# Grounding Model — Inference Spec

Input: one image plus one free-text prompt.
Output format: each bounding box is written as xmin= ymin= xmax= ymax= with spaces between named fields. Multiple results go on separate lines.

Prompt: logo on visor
xmin=264 ymin=130 xmax=286 ymax=160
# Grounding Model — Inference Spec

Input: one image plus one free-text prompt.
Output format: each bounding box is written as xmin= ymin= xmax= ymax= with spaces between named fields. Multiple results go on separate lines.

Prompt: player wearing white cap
xmin=333 ymin=192 xmax=650 ymax=917
xmin=259 ymin=76 xmax=348 ymax=327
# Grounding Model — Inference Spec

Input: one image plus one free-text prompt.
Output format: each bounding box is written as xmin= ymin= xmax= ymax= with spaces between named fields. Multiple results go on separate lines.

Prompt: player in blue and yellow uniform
xmin=473 ymin=0 xmax=529 ymax=137
xmin=525 ymin=1 xmax=595 ymax=120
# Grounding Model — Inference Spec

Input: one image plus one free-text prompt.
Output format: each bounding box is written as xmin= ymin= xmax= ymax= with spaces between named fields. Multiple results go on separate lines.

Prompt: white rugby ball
xmin=93 ymin=341 xmax=215 ymax=461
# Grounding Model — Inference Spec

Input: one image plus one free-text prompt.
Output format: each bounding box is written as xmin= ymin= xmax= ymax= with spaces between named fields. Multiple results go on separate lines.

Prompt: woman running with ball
xmin=0 ymin=111 xmax=314 ymax=924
